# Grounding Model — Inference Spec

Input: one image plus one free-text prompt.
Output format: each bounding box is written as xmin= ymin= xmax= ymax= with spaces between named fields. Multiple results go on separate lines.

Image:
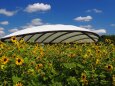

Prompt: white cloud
xmin=74 ymin=16 xmax=92 ymax=22
xmin=110 ymin=24 xmax=115 ymax=27
xmin=21 ymin=25 xmax=33 ymax=29
xmin=9 ymin=28 xmax=19 ymax=33
xmin=92 ymin=29 xmax=106 ymax=34
xmin=0 ymin=27 xmax=4 ymax=31
xmin=80 ymin=25 xmax=92 ymax=29
xmin=93 ymin=9 xmax=102 ymax=13
xmin=0 ymin=9 xmax=16 ymax=16
xmin=0 ymin=21 xmax=9 ymax=25
xmin=80 ymin=25 xmax=106 ymax=34
xmin=10 ymin=18 xmax=44 ymax=31
xmin=25 ymin=3 xmax=51 ymax=13
xmin=86 ymin=9 xmax=102 ymax=13
xmin=0 ymin=27 xmax=5 ymax=37
xmin=22 ymin=18 xmax=43 ymax=29
xmin=0 ymin=30 xmax=5 ymax=36
xmin=31 ymin=18 xmax=43 ymax=26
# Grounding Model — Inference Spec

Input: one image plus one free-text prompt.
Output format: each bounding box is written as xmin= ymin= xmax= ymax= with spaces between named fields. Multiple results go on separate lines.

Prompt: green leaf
xmin=76 ymin=63 xmax=84 ymax=69
xmin=51 ymin=82 xmax=62 ymax=86
xmin=1 ymin=65 xmax=5 ymax=70
xmin=99 ymin=74 xmax=106 ymax=79
xmin=12 ymin=76 xmax=21 ymax=84
xmin=24 ymin=57 xmax=29 ymax=63
xmin=19 ymin=49 xmax=25 ymax=52
xmin=63 ymin=63 xmax=76 ymax=69
xmin=30 ymin=80 xmax=36 ymax=86
xmin=43 ymin=77 xmax=48 ymax=81
xmin=67 ymin=76 xmax=80 ymax=86
xmin=100 ymin=80 xmax=108 ymax=85
xmin=75 ymin=70 xmax=79 ymax=74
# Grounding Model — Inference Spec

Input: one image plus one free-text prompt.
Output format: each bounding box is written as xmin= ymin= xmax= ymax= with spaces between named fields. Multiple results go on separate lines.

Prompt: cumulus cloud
xmin=0 ymin=27 xmax=4 ymax=31
xmin=0 ymin=21 xmax=9 ymax=25
xmin=74 ymin=16 xmax=92 ymax=22
xmin=80 ymin=25 xmax=106 ymax=34
xmin=22 ymin=18 xmax=44 ymax=29
xmin=92 ymin=29 xmax=106 ymax=34
xmin=8 ymin=18 xmax=44 ymax=32
xmin=0 ymin=30 xmax=5 ymax=36
xmin=93 ymin=9 xmax=102 ymax=13
xmin=8 ymin=28 xmax=19 ymax=33
xmin=25 ymin=3 xmax=51 ymax=13
xmin=31 ymin=18 xmax=43 ymax=26
xmin=0 ymin=31 xmax=5 ymax=36
xmin=86 ymin=9 xmax=102 ymax=13
xmin=80 ymin=25 xmax=92 ymax=29
xmin=0 ymin=9 xmax=16 ymax=16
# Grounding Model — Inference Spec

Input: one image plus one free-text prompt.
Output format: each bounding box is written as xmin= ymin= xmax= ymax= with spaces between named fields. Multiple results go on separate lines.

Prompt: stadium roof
xmin=0 ymin=24 xmax=100 ymax=43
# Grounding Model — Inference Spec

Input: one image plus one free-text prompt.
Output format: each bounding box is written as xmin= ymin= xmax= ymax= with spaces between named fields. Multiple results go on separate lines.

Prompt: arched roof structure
xmin=0 ymin=24 xmax=100 ymax=43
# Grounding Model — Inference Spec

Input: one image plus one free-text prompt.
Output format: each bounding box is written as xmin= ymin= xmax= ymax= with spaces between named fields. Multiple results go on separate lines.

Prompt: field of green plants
xmin=0 ymin=37 xmax=115 ymax=86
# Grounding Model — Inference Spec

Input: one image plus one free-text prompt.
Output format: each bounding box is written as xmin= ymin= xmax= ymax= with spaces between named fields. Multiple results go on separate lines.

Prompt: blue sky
xmin=0 ymin=0 xmax=115 ymax=37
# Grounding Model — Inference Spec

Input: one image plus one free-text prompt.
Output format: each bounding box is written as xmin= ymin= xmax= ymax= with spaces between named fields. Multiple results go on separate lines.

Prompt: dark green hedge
xmin=100 ymin=35 xmax=115 ymax=44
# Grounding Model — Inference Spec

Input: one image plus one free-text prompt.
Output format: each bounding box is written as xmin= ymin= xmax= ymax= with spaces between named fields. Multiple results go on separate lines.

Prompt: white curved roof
xmin=1 ymin=24 xmax=100 ymax=43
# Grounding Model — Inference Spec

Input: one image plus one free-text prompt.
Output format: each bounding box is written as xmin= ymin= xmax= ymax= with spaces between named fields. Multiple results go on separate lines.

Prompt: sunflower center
xmin=13 ymin=38 xmax=15 ymax=40
xmin=4 ymin=58 xmax=7 ymax=62
xmin=108 ymin=66 xmax=111 ymax=69
xmin=18 ymin=59 xmax=21 ymax=63
xmin=82 ymin=75 xmax=85 ymax=79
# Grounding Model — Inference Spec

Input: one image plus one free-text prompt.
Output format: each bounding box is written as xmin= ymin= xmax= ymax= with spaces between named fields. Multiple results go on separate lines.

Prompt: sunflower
xmin=12 ymin=54 xmax=17 ymax=58
xmin=35 ymin=63 xmax=43 ymax=70
xmin=19 ymin=38 xmax=25 ymax=44
xmin=105 ymin=64 xmax=113 ymax=72
xmin=1 ymin=56 xmax=9 ymax=65
xmin=84 ymin=79 xmax=88 ymax=85
xmin=35 ymin=43 xmax=39 ymax=48
xmin=15 ymin=82 xmax=23 ymax=86
xmin=11 ymin=36 xmax=17 ymax=43
xmin=83 ymin=54 xmax=88 ymax=59
xmin=15 ymin=57 xmax=24 ymax=65
xmin=87 ymin=49 xmax=91 ymax=55
xmin=68 ymin=53 xmax=76 ymax=58
xmin=96 ymin=59 xmax=100 ymax=65
xmin=40 ymin=51 xmax=44 ymax=57
xmin=81 ymin=73 xmax=87 ymax=81
xmin=81 ymin=73 xmax=88 ymax=85
xmin=105 ymin=39 xmax=112 ymax=43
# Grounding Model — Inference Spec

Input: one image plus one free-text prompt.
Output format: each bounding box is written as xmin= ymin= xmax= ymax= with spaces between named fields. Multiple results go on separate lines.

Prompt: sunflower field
xmin=0 ymin=37 xmax=115 ymax=86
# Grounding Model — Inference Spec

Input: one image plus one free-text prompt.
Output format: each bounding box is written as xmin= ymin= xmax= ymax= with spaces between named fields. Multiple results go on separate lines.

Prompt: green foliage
xmin=101 ymin=35 xmax=115 ymax=44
